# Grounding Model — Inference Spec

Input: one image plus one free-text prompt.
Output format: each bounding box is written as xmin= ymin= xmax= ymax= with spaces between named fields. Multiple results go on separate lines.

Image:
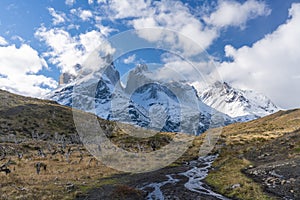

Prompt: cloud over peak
xmin=35 ymin=26 xmax=114 ymax=74
xmin=218 ymin=3 xmax=300 ymax=108
xmin=102 ymin=0 xmax=271 ymax=57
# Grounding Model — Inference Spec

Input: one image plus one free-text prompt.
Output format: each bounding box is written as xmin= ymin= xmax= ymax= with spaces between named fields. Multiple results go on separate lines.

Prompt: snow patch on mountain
xmin=200 ymin=81 xmax=279 ymax=121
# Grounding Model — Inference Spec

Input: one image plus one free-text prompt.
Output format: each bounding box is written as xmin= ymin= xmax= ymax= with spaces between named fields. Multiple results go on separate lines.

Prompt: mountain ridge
xmin=200 ymin=81 xmax=279 ymax=122
xmin=47 ymin=63 xmax=233 ymax=135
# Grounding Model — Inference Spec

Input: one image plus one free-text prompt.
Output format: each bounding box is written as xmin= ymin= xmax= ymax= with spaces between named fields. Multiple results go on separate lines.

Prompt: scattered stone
xmin=269 ymin=170 xmax=283 ymax=178
xmin=231 ymin=183 xmax=241 ymax=189
xmin=289 ymin=178 xmax=296 ymax=183
xmin=66 ymin=182 xmax=75 ymax=192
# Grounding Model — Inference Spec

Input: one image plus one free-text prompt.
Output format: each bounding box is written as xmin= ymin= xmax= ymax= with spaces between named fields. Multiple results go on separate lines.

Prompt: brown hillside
xmin=206 ymin=109 xmax=300 ymax=200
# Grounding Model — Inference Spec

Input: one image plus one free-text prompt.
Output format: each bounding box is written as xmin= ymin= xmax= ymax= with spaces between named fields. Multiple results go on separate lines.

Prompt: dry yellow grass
xmin=0 ymin=142 xmax=118 ymax=200
xmin=0 ymin=131 xmax=194 ymax=200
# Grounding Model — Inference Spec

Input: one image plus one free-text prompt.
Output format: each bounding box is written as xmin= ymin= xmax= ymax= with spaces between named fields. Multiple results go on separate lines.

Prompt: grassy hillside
xmin=205 ymin=109 xmax=300 ymax=200
xmin=0 ymin=89 xmax=79 ymax=143
xmin=0 ymin=89 xmax=197 ymax=199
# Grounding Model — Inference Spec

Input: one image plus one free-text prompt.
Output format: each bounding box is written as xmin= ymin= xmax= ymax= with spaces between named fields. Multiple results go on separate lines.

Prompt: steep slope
xmin=48 ymin=64 xmax=233 ymax=135
xmin=124 ymin=64 xmax=233 ymax=134
xmin=0 ymin=89 xmax=79 ymax=143
xmin=200 ymin=81 xmax=279 ymax=122
xmin=0 ymin=88 xmax=128 ymax=144
xmin=205 ymin=109 xmax=300 ymax=200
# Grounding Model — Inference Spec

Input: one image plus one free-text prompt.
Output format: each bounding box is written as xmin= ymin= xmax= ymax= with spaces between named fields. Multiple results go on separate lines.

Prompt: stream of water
xmin=139 ymin=155 xmax=230 ymax=200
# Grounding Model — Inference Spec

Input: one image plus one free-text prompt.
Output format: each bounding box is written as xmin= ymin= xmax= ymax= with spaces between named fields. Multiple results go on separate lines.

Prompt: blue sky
xmin=0 ymin=0 xmax=300 ymax=108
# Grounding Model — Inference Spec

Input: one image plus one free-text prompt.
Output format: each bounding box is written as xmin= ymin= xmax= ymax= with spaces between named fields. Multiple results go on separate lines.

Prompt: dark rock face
xmin=59 ymin=73 xmax=76 ymax=85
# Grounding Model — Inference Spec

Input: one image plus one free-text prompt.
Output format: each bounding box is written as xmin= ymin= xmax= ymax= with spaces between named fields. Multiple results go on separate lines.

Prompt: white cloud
xmin=97 ymin=0 xmax=107 ymax=4
xmin=88 ymin=0 xmax=105 ymax=4
xmin=217 ymin=3 xmax=300 ymax=109
xmin=90 ymin=0 xmax=106 ymax=4
xmin=95 ymin=23 xmax=115 ymax=37
xmin=204 ymin=0 xmax=271 ymax=28
xmin=67 ymin=24 xmax=80 ymax=30
xmin=106 ymin=0 xmax=268 ymax=58
xmin=148 ymin=53 xmax=219 ymax=86
xmin=79 ymin=10 xmax=93 ymax=21
xmin=11 ymin=35 xmax=25 ymax=43
xmin=35 ymin=27 xmax=115 ymax=74
xmin=0 ymin=36 xmax=8 ymax=46
xmin=107 ymin=0 xmax=152 ymax=19
xmin=123 ymin=54 xmax=136 ymax=64
xmin=0 ymin=44 xmax=57 ymax=97
xmin=70 ymin=8 xmax=76 ymax=15
xmin=35 ymin=27 xmax=84 ymax=74
xmin=94 ymin=16 xmax=116 ymax=36
xmin=70 ymin=8 xmax=94 ymax=22
xmin=68 ymin=8 xmax=114 ymax=36
xmin=129 ymin=0 xmax=218 ymax=56
xmin=48 ymin=7 xmax=66 ymax=25
xmin=65 ymin=0 xmax=76 ymax=6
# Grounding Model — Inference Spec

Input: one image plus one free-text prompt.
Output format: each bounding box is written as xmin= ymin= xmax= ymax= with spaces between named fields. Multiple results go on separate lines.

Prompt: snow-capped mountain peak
xmin=47 ymin=63 xmax=233 ymax=135
xmin=200 ymin=81 xmax=279 ymax=121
